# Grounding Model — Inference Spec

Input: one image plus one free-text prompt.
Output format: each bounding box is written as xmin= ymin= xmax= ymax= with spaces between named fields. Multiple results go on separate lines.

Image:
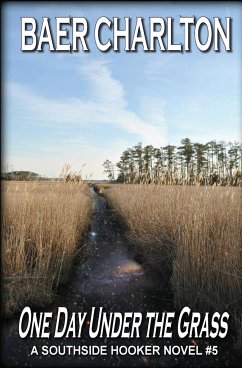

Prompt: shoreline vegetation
xmin=100 ymin=184 xmax=242 ymax=348
xmin=103 ymin=139 xmax=242 ymax=186
xmin=2 ymin=179 xmax=91 ymax=317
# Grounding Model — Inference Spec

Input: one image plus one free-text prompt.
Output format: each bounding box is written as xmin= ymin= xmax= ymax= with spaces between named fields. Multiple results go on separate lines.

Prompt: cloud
xmin=5 ymin=59 xmax=168 ymax=178
xmin=7 ymin=59 xmax=167 ymax=147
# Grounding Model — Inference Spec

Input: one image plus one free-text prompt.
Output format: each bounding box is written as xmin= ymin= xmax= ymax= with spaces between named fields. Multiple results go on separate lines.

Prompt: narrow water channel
xmin=1 ymin=188 xmax=240 ymax=367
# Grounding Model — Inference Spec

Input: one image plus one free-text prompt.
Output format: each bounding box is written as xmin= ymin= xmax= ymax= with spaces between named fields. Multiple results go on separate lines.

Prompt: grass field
xmin=103 ymin=184 xmax=242 ymax=347
xmin=2 ymin=180 xmax=91 ymax=317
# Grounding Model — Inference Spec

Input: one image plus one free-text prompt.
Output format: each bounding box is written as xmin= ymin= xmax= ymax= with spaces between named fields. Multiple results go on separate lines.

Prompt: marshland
xmin=2 ymin=179 xmax=91 ymax=317
xmin=1 ymin=139 xmax=242 ymax=366
xmin=100 ymin=184 xmax=242 ymax=348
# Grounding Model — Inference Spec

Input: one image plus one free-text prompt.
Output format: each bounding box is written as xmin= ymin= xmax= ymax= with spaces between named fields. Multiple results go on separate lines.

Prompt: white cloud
xmin=7 ymin=59 xmax=167 ymax=147
xmin=5 ymin=59 xmax=168 ymax=178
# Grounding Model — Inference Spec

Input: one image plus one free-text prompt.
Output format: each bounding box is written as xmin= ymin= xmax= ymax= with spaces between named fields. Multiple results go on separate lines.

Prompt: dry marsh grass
xmin=104 ymin=184 xmax=242 ymax=346
xmin=2 ymin=180 xmax=91 ymax=317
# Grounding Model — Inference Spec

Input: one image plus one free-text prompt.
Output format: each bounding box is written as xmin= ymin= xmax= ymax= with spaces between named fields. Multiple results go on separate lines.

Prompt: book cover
xmin=1 ymin=1 xmax=241 ymax=367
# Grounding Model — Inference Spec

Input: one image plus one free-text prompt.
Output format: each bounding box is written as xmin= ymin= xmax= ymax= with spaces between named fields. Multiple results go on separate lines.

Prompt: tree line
xmin=1 ymin=171 xmax=41 ymax=181
xmin=103 ymin=138 xmax=242 ymax=186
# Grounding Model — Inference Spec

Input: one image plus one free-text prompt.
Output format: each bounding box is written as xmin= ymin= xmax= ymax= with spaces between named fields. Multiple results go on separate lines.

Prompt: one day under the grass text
xmin=19 ymin=306 xmax=229 ymax=339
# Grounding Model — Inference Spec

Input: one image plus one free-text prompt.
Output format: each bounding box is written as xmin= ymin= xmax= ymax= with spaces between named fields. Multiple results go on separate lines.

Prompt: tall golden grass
xmin=104 ymin=184 xmax=242 ymax=346
xmin=2 ymin=180 xmax=91 ymax=317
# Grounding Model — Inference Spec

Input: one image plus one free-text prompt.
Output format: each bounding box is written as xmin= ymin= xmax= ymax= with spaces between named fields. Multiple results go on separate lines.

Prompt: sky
xmin=2 ymin=1 xmax=242 ymax=179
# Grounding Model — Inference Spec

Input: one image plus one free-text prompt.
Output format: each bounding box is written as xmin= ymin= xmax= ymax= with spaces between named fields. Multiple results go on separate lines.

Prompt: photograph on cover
xmin=1 ymin=1 xmax=242 ymax=367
